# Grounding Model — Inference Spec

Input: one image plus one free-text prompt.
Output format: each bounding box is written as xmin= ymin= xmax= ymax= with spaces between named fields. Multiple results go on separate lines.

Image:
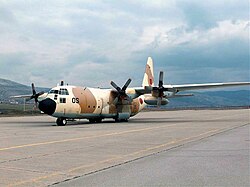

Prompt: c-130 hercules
xmin=13 ymin=57 xmax=250 ymax=126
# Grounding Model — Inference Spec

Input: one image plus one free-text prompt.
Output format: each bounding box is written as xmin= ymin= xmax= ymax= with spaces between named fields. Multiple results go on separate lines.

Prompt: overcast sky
xmin=0 ymin=0 xmax=249 ymax=88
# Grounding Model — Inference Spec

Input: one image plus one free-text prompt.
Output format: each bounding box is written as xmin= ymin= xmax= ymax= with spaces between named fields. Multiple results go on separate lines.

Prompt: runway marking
xmin=0 ymin=124 xmax=179 ymax=152
xmin=0 ymin=166 xmax=47 ymax=174
xmin=68 ymin=156 xmax=122 ymax=173
xmin=7 ymin=172 xmax=61 ymax=187
xmin=68 ymin=128 xmax=220 ymax=173
xmin=8 ymin=128 xmax=221 ymax=187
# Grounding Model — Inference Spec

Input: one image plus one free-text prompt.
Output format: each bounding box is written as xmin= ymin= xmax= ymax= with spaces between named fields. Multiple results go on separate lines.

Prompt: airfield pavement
xmin=0 ymin=109 xmax=249 ymax=187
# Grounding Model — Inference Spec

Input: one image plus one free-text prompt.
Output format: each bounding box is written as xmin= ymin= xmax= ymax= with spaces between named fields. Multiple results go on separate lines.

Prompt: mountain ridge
xmin=0 ymin=78 xmax=249 ymax=107
xmin=0 ymin=78 xmax=48 ymax=102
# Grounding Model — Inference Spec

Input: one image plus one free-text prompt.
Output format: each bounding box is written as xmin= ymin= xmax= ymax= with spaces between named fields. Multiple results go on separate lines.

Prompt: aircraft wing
xmin=164 ymin=82 xmax=250 ymax=92
xmin=133 ymin=82 xmax=250 ymax=94
xmin=10 ymin=95 xmax=32 ymax=99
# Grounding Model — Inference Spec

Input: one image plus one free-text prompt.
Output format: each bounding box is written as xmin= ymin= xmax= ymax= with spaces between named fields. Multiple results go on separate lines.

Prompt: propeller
xmin=28 ymin=83 xmax=45 ymax=108
xmin=110 ymin=78 xmax=132 ymax=105
xmin=152 ymin=71 xmax=166 ymax=107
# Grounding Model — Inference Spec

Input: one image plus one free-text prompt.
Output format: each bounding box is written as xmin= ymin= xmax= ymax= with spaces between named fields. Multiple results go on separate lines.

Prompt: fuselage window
xmin=59 ymin=88 xmax=69 ymax=95
xmin=54 ymin=95 xmax=58 ymax=100
xmin=60 ymin=98 xmax=66 ymax=103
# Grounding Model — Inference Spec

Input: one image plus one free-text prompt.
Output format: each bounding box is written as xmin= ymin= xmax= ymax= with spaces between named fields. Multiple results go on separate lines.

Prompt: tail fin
xmin=142 ymin=57 xmax=154 ymax=87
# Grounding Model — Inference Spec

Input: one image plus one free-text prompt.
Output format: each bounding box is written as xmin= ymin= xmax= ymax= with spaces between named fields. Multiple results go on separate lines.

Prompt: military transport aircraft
xmin=12 ymin=57 xmax=250 ymax=126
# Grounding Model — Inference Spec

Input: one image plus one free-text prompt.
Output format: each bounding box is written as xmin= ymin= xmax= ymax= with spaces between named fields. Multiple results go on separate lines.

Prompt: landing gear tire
xmin=115 ymin=118 xmax=128 ymax=122
xmin=89 ymin=118 xmax=102 ymax=123
xmin=95 ymin=118 xmax=102 ymax=123
xmin=56 ymin=118 xmax=67 ymax=126
xmin=89 ymin=119 xmax=95 ymax=123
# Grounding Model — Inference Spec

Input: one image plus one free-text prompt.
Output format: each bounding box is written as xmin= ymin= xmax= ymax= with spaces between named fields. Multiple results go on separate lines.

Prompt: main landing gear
xmin=88 ymin=118 xmax=102 ymax=123
xmin=56 ymin=118 xmax=67 ymax=126
xmin=56 ymin=117 xmax=128 ymax=125
xmin=114 ymin=118 xmax=128 ymax=122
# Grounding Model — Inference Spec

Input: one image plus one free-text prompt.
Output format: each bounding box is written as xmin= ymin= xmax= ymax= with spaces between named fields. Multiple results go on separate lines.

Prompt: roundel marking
xmin=139 ymin=98 xmax=143 ymax=105
xmin=149 ymin=79 xmax=153 ymax=86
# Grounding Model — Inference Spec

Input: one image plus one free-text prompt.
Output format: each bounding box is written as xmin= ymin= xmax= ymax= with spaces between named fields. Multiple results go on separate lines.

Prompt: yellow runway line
xmin=0 ymin=124 xmax=179 ymax=152
xmin=8 ymin=128 xmax=221 ymax=187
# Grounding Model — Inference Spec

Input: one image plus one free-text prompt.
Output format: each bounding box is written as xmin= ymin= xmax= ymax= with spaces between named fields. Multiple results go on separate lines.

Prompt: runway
xmin=0 ymin=109 xmax=249 ymax=186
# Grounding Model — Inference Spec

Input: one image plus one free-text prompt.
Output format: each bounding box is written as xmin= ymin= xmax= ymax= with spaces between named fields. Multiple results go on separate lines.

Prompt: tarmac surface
xmin=0 ymin=109 xmax=249 ymax=187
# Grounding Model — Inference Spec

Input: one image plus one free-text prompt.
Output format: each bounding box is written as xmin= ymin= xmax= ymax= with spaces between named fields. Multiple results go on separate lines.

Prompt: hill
xmin=0 ymin=78 xmax=48 ymax=103
xmin=0 ymin=78 xmax=249 ymax=107
xmin=165 ymin=90 xmax=250 ymax=108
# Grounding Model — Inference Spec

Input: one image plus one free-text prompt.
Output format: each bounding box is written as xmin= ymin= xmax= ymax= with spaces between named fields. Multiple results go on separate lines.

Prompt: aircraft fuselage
xmin=12 ymin=57 xmax=250 ymax=126
xmin=38 ymin=86 xmax=146 ymax=123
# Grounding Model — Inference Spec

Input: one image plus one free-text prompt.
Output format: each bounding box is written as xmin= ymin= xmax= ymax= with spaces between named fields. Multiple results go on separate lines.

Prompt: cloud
xmin=0 ymin=0 xmax=248 ymax=88
xmin=134 ymin=19 xmax=249 ymax=82
xmin=176 ymin=0 xmax=249 ymax=28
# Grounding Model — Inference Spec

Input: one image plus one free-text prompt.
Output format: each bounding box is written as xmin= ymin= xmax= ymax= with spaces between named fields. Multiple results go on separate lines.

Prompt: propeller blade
xmin=34 ymin=101 xmax=38 ymax=109
xmin=110 ymin=81 xmax=121 ymax=92
xmin=150 ymin=71 xmax=165 ymax=107
xmin=37 ymin=91 xmax=45 ymax=97
xmin=122 ymin=78 xmax=132 ymax=91
xmin=33 ymin=91 xmax=44 ymax=102
xmin=30 ymin=83 xmax=45 ymax=106
xmin=158 ymin=71 xmax=163 ymax=87
xmin=110 ymin=79 xmax=132 ymax=105
xmin=157 ymin=97 xmax=162 ymax=107
xmin=31 ymin=83 xmax=36 ymax=95
xmin=113 ymin=97 xmax=119 ymax=105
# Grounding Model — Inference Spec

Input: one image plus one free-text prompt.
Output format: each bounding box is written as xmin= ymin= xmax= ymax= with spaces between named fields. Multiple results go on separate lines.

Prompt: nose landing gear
xmin=56 ymin=118 xmax=67 ymax=126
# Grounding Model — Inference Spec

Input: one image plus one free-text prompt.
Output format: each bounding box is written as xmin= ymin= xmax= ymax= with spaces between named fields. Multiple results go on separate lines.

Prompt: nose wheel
xmin=56 ymin=118 xmax=67 ymax=126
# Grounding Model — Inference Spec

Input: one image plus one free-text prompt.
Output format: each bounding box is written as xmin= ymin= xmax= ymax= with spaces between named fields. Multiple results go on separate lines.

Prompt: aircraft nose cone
xmin=38 ymin=98 xmax=56 ymax=115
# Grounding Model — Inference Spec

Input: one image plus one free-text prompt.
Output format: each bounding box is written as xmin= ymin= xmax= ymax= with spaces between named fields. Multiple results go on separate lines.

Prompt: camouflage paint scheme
xmin=28 ymin=56 xmax=249 ymax=125
xmin=44 ymin=86 xmax=146 ymax=120
xmin=37 ymin=57 xmax=155 ymax=121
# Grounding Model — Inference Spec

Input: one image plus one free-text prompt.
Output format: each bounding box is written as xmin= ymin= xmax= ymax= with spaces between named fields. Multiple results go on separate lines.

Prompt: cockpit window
xmin=49 ymin=89 xmax=59 ymax=94
xmin=59 ymin=88 xmax=69 ymax=95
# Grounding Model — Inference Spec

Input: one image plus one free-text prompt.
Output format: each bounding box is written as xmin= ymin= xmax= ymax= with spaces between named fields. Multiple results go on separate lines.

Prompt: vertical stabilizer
xmin=142 ymin=57 xmax=154 ymax=87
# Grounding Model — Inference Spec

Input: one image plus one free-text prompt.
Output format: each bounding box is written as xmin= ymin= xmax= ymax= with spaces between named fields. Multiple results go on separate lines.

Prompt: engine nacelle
xmin=144 ymin=96 xmax=169 ymax=106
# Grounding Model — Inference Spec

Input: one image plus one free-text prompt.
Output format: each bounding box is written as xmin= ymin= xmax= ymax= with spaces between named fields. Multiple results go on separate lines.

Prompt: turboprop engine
xmin=144 ymin=95 xmax=169 ymax=106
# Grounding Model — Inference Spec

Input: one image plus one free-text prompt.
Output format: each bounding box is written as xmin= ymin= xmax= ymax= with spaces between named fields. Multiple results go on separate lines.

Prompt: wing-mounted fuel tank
xmin=144 ymin=95 xmax=169 ymax=106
